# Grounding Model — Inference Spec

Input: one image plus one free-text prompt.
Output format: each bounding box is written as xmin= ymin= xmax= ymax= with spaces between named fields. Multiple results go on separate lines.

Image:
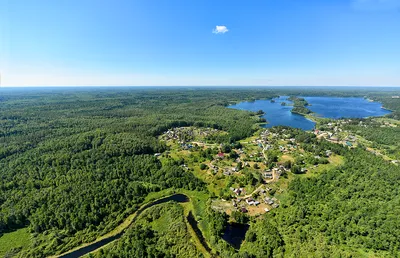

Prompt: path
xmin=241 ymin=142 xmax=276 ymax=199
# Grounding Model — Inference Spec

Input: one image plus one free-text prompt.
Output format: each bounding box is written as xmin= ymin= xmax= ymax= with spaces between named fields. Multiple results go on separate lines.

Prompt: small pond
xmin=222 ymin=223 xmax=250 ymax=249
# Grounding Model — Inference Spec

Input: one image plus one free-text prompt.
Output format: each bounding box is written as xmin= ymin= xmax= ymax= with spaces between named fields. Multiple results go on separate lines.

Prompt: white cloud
xmin=212 ymin=25 xmax=229 ymax=34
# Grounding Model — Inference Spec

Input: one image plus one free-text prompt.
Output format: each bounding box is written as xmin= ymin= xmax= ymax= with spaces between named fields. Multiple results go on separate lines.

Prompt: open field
xmin=0 ymin=228 xmax=31 ymax=257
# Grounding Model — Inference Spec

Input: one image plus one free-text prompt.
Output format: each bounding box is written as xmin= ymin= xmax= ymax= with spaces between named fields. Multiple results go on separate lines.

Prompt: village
xmin=314 ymin=118 xmax=399 ymax=165
xmin=158 ymin=126 xmax=345 ymax=217
xmin=313 ymin=119 xmax=358 ymax=147
xmin=158 ymin=116 xmax=399 ymax=220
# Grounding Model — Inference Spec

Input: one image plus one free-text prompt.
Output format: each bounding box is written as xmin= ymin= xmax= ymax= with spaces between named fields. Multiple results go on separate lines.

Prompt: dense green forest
xmin=0 ymin=87 xmax=400 ymax=257
xmin=0 ymin=88 xmax=275 ymax=257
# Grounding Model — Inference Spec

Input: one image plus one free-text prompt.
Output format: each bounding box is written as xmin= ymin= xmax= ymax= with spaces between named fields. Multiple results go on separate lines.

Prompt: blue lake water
xmin=303 ymin=96 xmax=391 ymax=119
xmin=228 ymin=96 xmax=391 ymax=131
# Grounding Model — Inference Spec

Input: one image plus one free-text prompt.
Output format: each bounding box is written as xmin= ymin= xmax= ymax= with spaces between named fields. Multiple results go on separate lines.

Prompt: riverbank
xmin=51 ymin=190 xmax=214 ymax=258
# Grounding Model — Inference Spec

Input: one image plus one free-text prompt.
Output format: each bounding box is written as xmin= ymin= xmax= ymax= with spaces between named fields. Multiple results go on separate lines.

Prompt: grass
xmin=0 ymin=228 xmax=31 ymax=257
xmin=300 ymin=154 xmax=345 ymax=178
xmin=53 ymin=189 xmax=180 ymax=258
xmin=87 ymin=189 xmax=213 ymax=258
xmin=373 ymin=117 xmax=400 ymax=125
xmin=139 ymin=201 xmax=212 ymax=258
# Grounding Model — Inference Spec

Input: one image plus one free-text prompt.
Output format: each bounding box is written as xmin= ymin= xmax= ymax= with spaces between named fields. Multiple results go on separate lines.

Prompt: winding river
xmin=57 ymin=194 xmax=210 ymax=258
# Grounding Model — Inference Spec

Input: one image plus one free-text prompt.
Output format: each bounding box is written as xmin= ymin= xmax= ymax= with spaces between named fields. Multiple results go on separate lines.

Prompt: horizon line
xmin=1 ymin=85 xmax=400 ymax=88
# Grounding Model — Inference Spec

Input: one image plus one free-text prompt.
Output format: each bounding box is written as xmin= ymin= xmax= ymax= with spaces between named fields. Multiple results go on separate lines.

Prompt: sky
xmin=0 ymin=0 xmax=399 ymax=87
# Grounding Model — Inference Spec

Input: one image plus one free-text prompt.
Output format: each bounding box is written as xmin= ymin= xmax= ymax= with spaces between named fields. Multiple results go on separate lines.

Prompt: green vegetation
xmin=0 ymin=88 xmax=273 ymax=257
xmin=289 ymin=96 xmax=313 ymax=115
xmin=0 ymin=228 xmax=31 ymax=257
xmin=343 ymin=118 xmax=400 ymax=160
xmin=97 ymin=203 xmax=201 ymax=258
xmin=241 ymin=129 xmax=400 ymax=257
xmin=1 ymin=87 xmax=400 ymax=257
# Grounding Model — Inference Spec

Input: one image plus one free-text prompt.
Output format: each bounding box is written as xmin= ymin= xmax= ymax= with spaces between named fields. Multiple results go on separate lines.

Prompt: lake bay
xmin=228 ymin=96 xmax=391 ymax=130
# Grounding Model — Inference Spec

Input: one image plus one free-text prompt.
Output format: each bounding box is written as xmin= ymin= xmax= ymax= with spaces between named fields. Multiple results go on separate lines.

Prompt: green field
xmin=0 ymin=228 xmax=31 ymax=257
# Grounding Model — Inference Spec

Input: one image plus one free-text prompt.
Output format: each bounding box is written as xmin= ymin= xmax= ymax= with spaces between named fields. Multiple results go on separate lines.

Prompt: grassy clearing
xmin=302 ymin=154 xmax=344 ymax=177
xmin=373 ymin=117 xmax=400 ymax=125
xmin=0 ymin=228 xmax=31 ymax=257
xmin=280 ymin=154 xmax=295 ymax=162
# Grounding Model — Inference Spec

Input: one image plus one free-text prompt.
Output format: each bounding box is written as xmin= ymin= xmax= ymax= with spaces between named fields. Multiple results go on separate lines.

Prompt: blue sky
xmin=0 ymin=0 xmax=399 ymax=86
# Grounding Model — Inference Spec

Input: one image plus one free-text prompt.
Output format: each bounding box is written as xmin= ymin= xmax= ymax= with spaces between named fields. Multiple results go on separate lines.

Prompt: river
xmin=58 ymin=194 xmax=195 ymax=258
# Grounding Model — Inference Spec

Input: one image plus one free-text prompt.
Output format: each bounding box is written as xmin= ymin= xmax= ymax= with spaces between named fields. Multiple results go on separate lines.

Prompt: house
xmin=217 ymin=152 xmax=224 ymax=158
xmin=246 ymin=198 xmax=256 ymax=205
xmin=348 ymin=135 xmax=356 ymax=141
xmin=233 ymin=188 xmax=241 ymax=195
xmin=330 ymin=136 xmax=339 ymax=142
xmin=272 ymin=203 xmax=279 ymax=208
xmin=264 ymin=208 xmax=270 ymax=212
xmin=264 ymin=197 xmax=274 ymax=205
xmin=240 ymin=207 xmax=248 ymax=213
xmin=223 ymin=171 xmax=231 ymax=176
xmin=154 ymin=153 xmax=161 ymax=157
xmin=181 ymin=143 xmax=193 ymax=150
xmin=263 ymin=172 xmax=273 ymax=179
xmin=264 ymin=145 xmax=272 ymax=151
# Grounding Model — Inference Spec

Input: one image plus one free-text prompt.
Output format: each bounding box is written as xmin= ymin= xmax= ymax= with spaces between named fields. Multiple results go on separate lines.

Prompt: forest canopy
xmin=0 ymin=87 xmax=399 ymax=257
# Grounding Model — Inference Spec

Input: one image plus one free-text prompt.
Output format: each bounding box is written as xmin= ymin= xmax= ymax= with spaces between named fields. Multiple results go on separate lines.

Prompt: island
xmin=289 ymin=96 xmax=313 ymax=115
xmin=0 ymin=88 xmax=399 ymax=258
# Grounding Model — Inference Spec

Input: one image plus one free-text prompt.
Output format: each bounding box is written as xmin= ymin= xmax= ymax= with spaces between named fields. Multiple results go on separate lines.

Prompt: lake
xmin=303 ymin=96 xmax=391 ymax=119
xmin=228 ymin=96 xmax=391 ymax=130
